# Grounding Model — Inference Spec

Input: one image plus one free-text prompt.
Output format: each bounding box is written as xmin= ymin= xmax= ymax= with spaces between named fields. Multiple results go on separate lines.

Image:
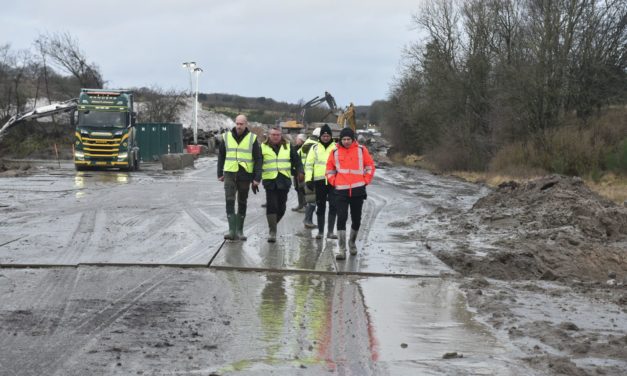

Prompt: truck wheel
xmin=75 ymin=164 xmax=87 ymax=171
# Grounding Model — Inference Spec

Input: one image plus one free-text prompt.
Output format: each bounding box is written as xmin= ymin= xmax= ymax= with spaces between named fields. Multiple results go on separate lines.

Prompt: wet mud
xmin=0 ymin=159 xmax=625 ymax=375
xmin=420 ymin=175 xmax=627 ymax=375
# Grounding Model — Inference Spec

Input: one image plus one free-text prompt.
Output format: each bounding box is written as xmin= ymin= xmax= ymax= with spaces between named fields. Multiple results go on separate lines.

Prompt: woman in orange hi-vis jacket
xmin=325 ymin=127 xmax=375 ymax=260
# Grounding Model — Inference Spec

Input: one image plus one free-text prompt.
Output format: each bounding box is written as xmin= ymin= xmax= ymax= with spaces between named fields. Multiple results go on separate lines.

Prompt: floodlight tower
xmin=182 ymin=62 xmax=199 ymax=144
xmin=192 ymin=67 xmax=203 ymax=145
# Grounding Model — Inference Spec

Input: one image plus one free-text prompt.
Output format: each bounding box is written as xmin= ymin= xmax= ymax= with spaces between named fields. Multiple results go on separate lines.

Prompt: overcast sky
xmin=1 ymin=0 xmax=422 ymax=106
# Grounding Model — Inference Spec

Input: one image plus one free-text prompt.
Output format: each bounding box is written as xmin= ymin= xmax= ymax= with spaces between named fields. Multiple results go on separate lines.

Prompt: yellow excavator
xmin=299 ymin=91 xmax=356 ymax=132
xmin=336 ymin=102 xmax=356 ymax=132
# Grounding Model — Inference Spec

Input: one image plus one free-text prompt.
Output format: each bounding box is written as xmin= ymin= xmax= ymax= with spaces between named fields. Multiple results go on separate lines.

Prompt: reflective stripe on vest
xmin=223 ymin=132 xmax=256 ymax=173
xmin=261 ymin=143 xmax=291 ymax=180
xmin=332 ymin=145 xmax=366 ymax=190
xmin=307 ymin=142 xmax=335 ymax=181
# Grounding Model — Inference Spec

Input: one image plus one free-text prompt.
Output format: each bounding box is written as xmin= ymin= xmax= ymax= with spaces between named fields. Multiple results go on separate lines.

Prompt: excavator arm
xmin=297 ymin=91 xmax=356 ymax=132
xmin=302 ymin=91 xmax=337 ymax=111
xmin=0 ymin=98 xmax=78 ymax=141
xmin=300 ymin=91 xmax=338 ymax=123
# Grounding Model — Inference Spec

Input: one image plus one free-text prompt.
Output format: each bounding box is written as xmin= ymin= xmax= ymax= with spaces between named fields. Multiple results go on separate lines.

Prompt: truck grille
xmin=82 ymin=136 xmax=122 ymax=158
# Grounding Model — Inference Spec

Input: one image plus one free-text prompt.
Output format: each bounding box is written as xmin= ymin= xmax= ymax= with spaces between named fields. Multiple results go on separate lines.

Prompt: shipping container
xmin=136 ymin=123 xmax=183 ymax=162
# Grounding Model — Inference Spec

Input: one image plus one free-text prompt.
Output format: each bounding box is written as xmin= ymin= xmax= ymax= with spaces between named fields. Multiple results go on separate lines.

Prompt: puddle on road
xmin=0 ymin=267 xmax=528 ymax=375
xmin=74 ymin=171 xmax=130 ymax=186
xmin=212 ymin=272 xmax=522 ymax=375
xmin=211 ymin=271 xmax=337 ymax=374
xmin=358 ymin=277 xmax=519 ymax=375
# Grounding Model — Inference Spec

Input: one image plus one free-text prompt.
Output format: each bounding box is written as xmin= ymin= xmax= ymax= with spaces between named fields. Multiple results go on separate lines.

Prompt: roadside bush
xmin=489 ymin=109 xmax=627 ymax=177
xmin=545 ymin=126 xmax=604 ymax=176
xmin=605 ymin=138 xmax=627 ymax=174
xmin=489 ymin=142 xmax=538 ymax=173
xmin=0 ymin=121 xmax=73 ymax=158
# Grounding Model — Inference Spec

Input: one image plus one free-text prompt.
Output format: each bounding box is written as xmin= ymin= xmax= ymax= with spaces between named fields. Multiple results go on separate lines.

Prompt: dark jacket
xmin=217 ymin=127 xmax=262 ymax=182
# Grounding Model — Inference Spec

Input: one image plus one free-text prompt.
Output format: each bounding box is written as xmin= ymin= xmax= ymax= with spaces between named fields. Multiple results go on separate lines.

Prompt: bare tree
xmin=0 ymin=44 xmax=14 ymax=120
xmin=387 ymin=0 xmax=625 ymax=172
xmin=136 ymin=86 xmax=187 ymax=123
xmin=34 ymin=32 xmax=103 ymax=89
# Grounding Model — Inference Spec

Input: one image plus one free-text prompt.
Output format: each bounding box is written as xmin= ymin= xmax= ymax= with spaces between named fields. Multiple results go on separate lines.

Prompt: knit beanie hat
xmin=339 ymin=127 xmax=355 ymax=140
xmin=319 ymin=124 xmax=332 ymax=137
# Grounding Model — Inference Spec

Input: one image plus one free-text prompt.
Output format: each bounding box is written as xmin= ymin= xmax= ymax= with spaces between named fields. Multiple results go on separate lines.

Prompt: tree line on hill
xmin=0 ymin=32 xmax=371 ymax=130
xmin=377 ymin=0 xmax=626 ymax=176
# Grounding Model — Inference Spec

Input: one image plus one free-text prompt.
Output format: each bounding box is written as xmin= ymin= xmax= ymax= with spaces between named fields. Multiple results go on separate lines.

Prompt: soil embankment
xmin=430 ymin=175 xmax=627 ymax=375
xmin=438 ymin=175 xmax=627 ymax=282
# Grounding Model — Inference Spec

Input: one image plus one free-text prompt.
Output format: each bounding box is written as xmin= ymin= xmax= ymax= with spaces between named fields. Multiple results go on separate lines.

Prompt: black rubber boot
xmin=303 ymin=204 xmax=316 ymax=228
xmin=326 ymin=215 xmax=337 ymax=239
xmin=292 ymin=191 xmax=305 ymax=211
xmin=316 ymin=219 xmax=324 ymax=239
xmin=267 ymin=214 xmax=277 ymax=243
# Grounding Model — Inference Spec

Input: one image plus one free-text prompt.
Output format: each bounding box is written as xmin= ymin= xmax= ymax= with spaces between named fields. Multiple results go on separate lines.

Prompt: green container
xmin=136 ymin=123 xmax=183 ymax=162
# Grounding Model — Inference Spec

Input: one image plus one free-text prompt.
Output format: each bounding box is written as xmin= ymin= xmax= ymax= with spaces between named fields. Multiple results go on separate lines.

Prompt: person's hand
xmin=218 ymin=176 xmax=224 ymax=182
xmin=297 ymin=172 xmax=305 ymax=183
xmin=251 ymin=180 xmax=260 ymax=194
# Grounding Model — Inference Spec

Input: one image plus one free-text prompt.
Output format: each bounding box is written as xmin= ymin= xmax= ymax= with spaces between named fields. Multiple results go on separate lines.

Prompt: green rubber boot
xmin=224 ymin=214 xmax=236 ymax=240
xmin=236 ymin=214 xmax=247 ymax=241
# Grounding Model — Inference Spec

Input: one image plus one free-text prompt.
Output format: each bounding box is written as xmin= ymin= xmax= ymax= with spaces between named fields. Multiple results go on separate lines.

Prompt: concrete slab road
xmin=0 ymin=157 xmax=536 ymax=375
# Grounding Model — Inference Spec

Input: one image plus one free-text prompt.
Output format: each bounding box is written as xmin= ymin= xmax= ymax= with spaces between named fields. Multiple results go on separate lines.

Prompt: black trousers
xmin=224 ymin=172 xmax=250 ymax=216
xmin=314 ymin=180 xmax=336 ymax=224
xmin=265 ymin=188 xmax=289 ymax=222
xmin=336 ymin=195 xmax=365 ymax=231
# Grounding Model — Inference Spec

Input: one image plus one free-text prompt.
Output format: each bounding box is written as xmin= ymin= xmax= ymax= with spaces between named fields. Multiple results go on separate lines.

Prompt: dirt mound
xmin=474 ymin=176 xmax=627 ymax=240
xmin=437 ymin=175 xmax=627 ymax=282
xmin=0 ymin=160 xmax=32 ymax=177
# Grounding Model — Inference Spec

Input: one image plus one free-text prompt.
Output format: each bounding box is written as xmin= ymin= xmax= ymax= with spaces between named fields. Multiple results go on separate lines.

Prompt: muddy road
xmin=0 ymin=158 xmax=625 ymax=375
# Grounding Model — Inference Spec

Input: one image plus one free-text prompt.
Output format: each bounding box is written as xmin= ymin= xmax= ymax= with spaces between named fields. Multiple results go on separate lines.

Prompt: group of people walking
xmin=217 ymin=114 xmax=375 ymax=260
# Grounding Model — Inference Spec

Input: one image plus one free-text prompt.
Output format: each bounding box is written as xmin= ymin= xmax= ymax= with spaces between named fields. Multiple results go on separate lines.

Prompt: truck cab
xmin=73 ymin=89 xmax=140 ymax=171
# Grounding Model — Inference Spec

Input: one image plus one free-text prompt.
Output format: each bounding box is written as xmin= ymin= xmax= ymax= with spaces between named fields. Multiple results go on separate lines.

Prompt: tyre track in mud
xmin=168 ymin=207 xmax=224 ymax=264
xmin=0 ymin=268 xmax=81 ymax=376
xmin=1 ymin=269 xmax=170 ymax=376
xmin=58 ymin=210 xmax=98 ymax=264
xmin=94 ymin=210 xmax=179 ymax=257
xmin=184 ymin=207 xmax=220 ymax=236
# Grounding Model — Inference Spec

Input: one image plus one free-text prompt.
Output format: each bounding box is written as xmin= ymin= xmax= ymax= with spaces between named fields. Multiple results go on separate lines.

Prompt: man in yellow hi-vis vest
xmin=304 ymin=124 xmax=337 ymax=240
xmin=217 ymin=114 xmax=262 ymax=241
xmin=261 ymin=125 xmax=304 ymax=242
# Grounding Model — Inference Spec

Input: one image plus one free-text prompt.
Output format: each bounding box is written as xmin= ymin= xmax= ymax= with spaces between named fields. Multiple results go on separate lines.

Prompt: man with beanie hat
xmin=326 ymin=127 xmax=375 ymax=259
xmin=304 ymin=124 xmax=338 ymax=239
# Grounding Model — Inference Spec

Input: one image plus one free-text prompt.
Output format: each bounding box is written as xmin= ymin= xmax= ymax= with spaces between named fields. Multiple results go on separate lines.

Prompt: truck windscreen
xmin=78 ymin=111 xmax=127 ymax=129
